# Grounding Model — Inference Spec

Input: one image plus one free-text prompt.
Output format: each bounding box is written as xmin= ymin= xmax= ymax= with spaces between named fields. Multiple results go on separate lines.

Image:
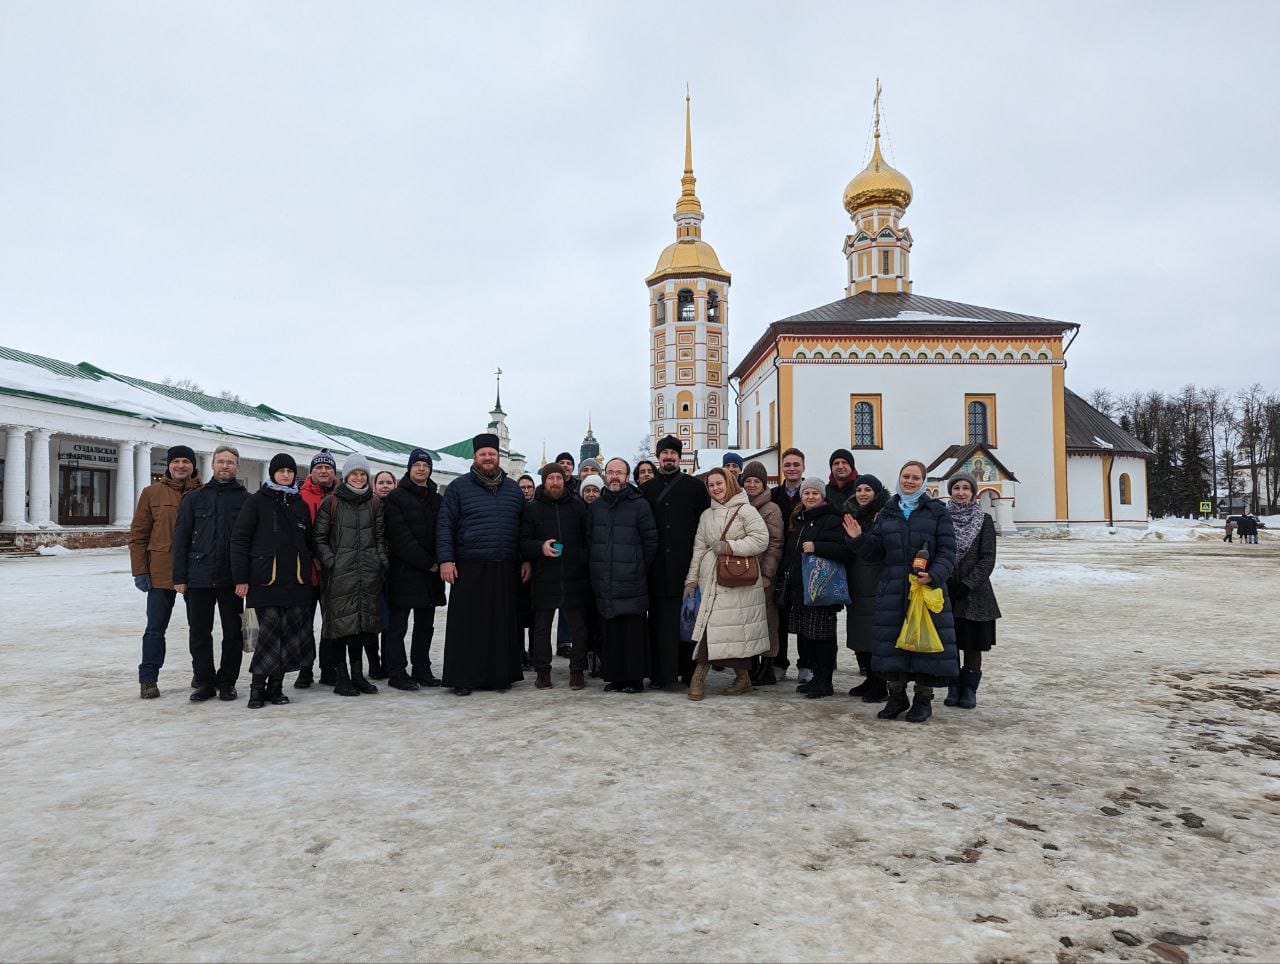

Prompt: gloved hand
xmin=683 ymin=584 xmax=698 ymax=599
xmin=133 ymin=574 xmax=152 ymax=593
xmin=714 ymin=540 xmax=731 ymax=556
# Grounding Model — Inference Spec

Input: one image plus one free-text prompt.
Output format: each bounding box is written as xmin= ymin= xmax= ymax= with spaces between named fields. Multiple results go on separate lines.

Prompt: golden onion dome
xmin=843 ymin=133 xmax=912 ymax=215
xmin=647 ymin=239 xmax=730 ymax=283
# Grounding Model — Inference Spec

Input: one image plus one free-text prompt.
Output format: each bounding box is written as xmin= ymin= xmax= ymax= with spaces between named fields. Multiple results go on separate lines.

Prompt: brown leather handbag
xmin=715 ymin=506 xmax=760 ymax=588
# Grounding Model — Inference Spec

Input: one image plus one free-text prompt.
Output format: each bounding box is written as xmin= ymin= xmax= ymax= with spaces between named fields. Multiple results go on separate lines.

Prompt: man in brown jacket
xmin=129 ymin=444 xmax=202 ymax=698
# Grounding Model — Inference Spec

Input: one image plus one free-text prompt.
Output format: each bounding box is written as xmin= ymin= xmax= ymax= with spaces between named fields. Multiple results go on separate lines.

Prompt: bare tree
xmin=162 ymin=376 xmax=204 ymax=394
xmin=218 ymin=389 xmax=247 ymax=404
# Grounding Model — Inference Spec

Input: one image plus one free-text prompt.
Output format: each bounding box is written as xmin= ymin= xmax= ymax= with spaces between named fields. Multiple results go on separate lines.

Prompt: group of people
xmin=1223 ymin=513 xmax=1263 ymax=544
xmin=129 ymin=431 xmax=1003 ymax=721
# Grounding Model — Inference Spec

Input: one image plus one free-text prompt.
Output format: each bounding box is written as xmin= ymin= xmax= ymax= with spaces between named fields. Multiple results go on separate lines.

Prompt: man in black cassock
xmin=641 ymin=435 xmax=711 ymax=688
xmin=437 ymin=433 xmax=529 ymax=696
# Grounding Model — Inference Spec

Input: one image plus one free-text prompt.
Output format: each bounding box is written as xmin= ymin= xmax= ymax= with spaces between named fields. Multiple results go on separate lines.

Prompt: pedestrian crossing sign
xmin=1199 ymin=501 xmax=1213 ymax=513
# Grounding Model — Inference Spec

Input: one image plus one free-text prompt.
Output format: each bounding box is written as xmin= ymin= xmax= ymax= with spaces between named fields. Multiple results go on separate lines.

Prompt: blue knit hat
xmin=722 ymin=452 xmax=744 ymax=469
xmin=407 ymin=447 xmax=433 ymax=470
xmin=309 ymin=448 xmax=337 ymax=471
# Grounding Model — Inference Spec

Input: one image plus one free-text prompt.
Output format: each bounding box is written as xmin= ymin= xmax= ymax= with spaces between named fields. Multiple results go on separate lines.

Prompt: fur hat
xmin=742 ymin=460 xmax=769 ymax=485
xmin=268 ymin=453 xmax=297 ymax=479
xmin=655 ymin=434 xmax=683 ymax=456
xmin=472 ymin=433 xmax=500 ymax=454
xmin=407 ymin=447 xmax=433 ymax=470
xmin=947 ymin=471 xmax=979 ymax=495
xmin=800 ymin=476 xmax=827 ymax=496
xmin=309 ymin=448 xmax=336 ymax=471
xmin=341 ymin=453 xmax=371 ymax=478
xmin=166 ymin=444 xmax=196 ymax=466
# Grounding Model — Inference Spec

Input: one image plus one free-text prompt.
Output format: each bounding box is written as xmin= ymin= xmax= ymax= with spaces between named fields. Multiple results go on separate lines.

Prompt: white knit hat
xmin=580 ymin=474 xmax=604 ymax=491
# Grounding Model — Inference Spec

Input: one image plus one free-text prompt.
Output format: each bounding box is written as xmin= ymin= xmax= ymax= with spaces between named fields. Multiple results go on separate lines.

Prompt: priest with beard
xmin=641 ymin=435 xmax=711 ymax=688
xmin=437 ymin=433 xmax=529 ymax=696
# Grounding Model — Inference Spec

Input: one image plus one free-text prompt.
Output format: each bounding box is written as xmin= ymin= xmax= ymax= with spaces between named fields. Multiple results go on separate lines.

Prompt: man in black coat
xmin=520 ymin=463 xmax=592 ymax=690
xmin=172 ymin=444 xmax=250 ymax=702
xmin=764 ymin=446 xmax=807 ymax=682
xmin=556 ymin=452 xmax=580 ymax=498
xmin=383 ymin=448 xmax=447 ymax=690
xmin=824 ymin=448 xmax=858 ymax=509
xmin=641 ymin=435 xmax=710 ymax=688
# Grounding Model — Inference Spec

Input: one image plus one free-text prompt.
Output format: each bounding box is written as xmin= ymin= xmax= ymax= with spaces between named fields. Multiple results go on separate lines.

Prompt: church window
xmin=677 ymin=390 xmax=694 ymax=416
xmin=707 ymin=290 xmax=719 ymax=322
xmin=881 ymin=250 xmax=891 ymax=274
xmin=850 ymin=394 xmax=882 ymax=449
xmin=965 ymin=395 xmax=998 ymax=446
xmin=678 ymin=289 xmax=695 ymax=321
xmin=1119 ymin=473 xmax=1132 ymax=505
xmin=655 ymin=295 xmax=665 ymax=324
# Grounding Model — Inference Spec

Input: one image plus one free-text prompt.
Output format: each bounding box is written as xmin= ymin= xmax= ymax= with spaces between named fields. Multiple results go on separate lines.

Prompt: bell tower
xmin=646 ymin=92 xmax=732 ymax=467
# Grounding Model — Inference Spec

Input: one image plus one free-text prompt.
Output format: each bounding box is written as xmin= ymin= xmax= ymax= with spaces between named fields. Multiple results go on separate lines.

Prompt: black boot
xmin=957 ymin=669 xmax=982 ymax=709
xmin=943 ymin=683 xmax=961 ymax=707
xmin=750 ymin=657 xmax=777 ymax=686
xmin=267 ymin=675 xmax=290 ymax=705
xmin=367 ymin=638 xmax=386 ymax=680
xmin=859 ymin=675 xmax=888 ymax=703
xmin=318 ymin=641 xmax=337 ymax=686
xmin=349 ymin=643 xmax=378 ymax=694
xmin=411 ymin=664 xmax=441 ymax=688
xmin=247 ymin=674 xmax=267 ymax=709
xmin=905 ymin=685 xmax=934 ymax=723
xmin=878 ymin=683 xmax=910 ymax=719
xmin=332 ymin=664 xmax=359 ymax=697
xmin=805 ymin=669 xmax=835 ymax=699
xmin=294 ymin=666 xmax=314 ymax=689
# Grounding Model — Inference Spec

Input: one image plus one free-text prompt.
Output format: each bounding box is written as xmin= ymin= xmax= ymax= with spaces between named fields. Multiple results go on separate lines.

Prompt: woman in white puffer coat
xmin=683 ymin=467 xmax=771 ymax=700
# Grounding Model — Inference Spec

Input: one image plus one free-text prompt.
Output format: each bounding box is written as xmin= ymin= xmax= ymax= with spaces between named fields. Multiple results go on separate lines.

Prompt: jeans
xmin=138 ymin=588 xmax=177 ymax=683
xmin=185 ymin=585 xmax=244 ymax=689
xmin=384 ymin=606 xmax=436 ymax=679
xmin=531 ymin=608 xmax=589 ymax=671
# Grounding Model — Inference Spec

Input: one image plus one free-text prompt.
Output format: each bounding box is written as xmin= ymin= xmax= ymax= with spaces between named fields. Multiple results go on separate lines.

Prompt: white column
xmin=28 ymin=429 xmax=52 ymax=526
xmin=994 ymin=497 xmax=1017 ymax=535
xmin=134 ymin=444 xmax=152 ymax=505
xmin=2 ymin=426 xmax=30 ymax=527
xmin=113 ymin=441 xmax=136 ymax=526
xmin=198 ymin=451 xmax=213 ymax=481
xmin=261 ymin=461 xmax=271 ymax=484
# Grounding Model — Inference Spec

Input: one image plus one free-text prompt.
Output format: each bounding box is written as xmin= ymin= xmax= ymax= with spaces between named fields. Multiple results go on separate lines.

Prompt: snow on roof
xmin=0 ymin=345 xmax=473 ymax=474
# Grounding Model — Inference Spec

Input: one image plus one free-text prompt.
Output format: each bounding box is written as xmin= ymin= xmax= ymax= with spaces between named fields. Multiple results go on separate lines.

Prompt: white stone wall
xmin=1066 ymin=455 xmax=1106 ymax=522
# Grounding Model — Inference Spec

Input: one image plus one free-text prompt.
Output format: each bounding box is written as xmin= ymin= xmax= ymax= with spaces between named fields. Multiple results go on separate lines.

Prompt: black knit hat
xmin=472 ymin=433 xmax=500 ymax=454
xmin=166 ymin=444 xmax=196 ymax=466
xmin=269 ymin=453 xmax=297 ymax=479
xmin=407 ymin=447 xmax=433 ymax=470
xmin=656 ymin=434 xmax=683 ymax=456
xmin=829 ymin=448 xmax=856 ymax=470
xmin=309 ymin=448 xmax=336 ymax=471
xmin=555 ymin=451 xmax=574 ymax=464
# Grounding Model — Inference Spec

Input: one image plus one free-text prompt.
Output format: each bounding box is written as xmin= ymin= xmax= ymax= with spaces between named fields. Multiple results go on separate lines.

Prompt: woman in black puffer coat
xmin=775 ymin=477 xmax=854 ymax=700
xmin=314 ymin=454 xmax=388 ymax=696
xmin=943 ymin=472 xmax=1001 ymax=710
xmin=230 ymin=453 xmax=315 ymax=709
xmin=847 ymin=460 xmax=958 ymax=723
xmin=840 ymin=474 xmax=890 ymax=702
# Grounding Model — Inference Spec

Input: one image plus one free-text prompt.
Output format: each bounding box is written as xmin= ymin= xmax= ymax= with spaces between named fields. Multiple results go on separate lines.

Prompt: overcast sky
xmin=2 ymin=1 xmax=1277 ymax=462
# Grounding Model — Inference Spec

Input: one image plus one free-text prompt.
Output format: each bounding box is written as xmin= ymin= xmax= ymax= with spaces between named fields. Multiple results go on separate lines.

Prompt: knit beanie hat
xmin=947 ymin=471 xmax=979 ymax=495
xmin=742 ymin=461 xmax=769 ymax=485
xmin=341 ymin=453 xmax=371 ymax=479
xmin=580 ymin=474 xmax=604 ymax=492
xmin=852 ymin=473 xmax=885 ymax=495
xmin=800 ymin=476 xmax=826 ymax=495
xmin=310 ymin=448 xmax=337 ymax=471
xmin=829 ymin=448 xmax=857 ymax=470
xmin=167 ymin=444 xmax=196 ymax=466
xmin=407 ymin=447 xmax=433 ymax=470
xmin=722 ymin=452 xmax=744 ymax=469
xmin=555 ymin=452 xmax=575 ymax=464
xmin=269 ymin=453 xmax=297 ymax=479
xmin=539 ymin=462 xmax=566 ymax=481
xmin=579 ymin=457 xmax=603 ymax=474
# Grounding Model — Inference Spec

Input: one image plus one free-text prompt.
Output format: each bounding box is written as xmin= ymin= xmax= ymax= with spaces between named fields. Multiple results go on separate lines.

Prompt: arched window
xmin=967 ymin=400 xmax=989 ymax=444
xmin=678 ymin=288 xmax=695 ymax=321
xmin=1119 ymin=473 xmax=1132 ymax=505
xmin=853 ymin=401 xmax=876 ymax=447
xmin=655 ymin=294 xmax=665 ymax=324
xmin=677 ymin=390 xmax=694 ymax=417
xmin=707 ymin=290 xmax=719 ymax=322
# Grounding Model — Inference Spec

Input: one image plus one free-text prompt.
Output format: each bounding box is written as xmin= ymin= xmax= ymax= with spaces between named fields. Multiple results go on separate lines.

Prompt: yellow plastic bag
xmin=895 ymin=574 xmax=945 ymax=654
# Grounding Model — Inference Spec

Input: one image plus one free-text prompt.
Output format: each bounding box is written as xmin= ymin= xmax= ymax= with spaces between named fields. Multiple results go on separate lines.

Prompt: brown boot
xmin=726 ymin=668 xmax=753 ymax=696
xmin=688 ymin=662 xmax=710 ymax=701
xmin=535 ymin=669 xmax=552 ymax=689
xmin=569 ymin=670 xmax=585 ymax=690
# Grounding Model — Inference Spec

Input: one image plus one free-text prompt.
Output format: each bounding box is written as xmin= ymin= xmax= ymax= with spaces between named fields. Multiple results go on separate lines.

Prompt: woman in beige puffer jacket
xmin=683 ymin=467 xmax=771 ymax=700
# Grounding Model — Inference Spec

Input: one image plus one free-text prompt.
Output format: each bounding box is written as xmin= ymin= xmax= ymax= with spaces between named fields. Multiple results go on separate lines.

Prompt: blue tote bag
xmin=802 ymin=554 xmax=851 ymax=606
xmin=679 ymin=587 xmax=701 ymax=642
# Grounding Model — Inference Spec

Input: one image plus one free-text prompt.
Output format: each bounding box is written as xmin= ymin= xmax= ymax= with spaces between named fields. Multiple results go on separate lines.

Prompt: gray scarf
xmin=471 ymin=464 xmax=504 ymax=493
xmin=948 ymin=499 xmax=985 ymax=555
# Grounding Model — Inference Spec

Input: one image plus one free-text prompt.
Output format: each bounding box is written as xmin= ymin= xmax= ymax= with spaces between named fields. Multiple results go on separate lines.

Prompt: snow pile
xmin=1019 ymin=519 xmax=1224 ymax=543
xmin=993 ymin=561 xmax=1148 ymax=586
xmin=34 ymin=544 xmax=71 ymax=556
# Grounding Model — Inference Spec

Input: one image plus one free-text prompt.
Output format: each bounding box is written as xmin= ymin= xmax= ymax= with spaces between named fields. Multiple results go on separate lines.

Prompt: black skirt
xmin=793 ymin=604 xmax=840 ymax=642
xmin=602 ymin=614 xmax=648 ymax=682
xmin=442 ymin=560 xmax=525 ymax=689
xmin=954 ymin=616 xmax=997 ymax=652
xmin=249 ymin=605 xmax=314 ymax=676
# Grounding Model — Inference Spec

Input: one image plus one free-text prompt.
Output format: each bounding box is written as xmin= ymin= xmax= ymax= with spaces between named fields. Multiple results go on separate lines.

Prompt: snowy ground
xmin=1 ymin=539 xmax=1277 ymax=963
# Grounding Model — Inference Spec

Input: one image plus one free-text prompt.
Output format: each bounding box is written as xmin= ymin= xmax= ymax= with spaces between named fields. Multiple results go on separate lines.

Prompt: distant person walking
xmin=129 ymin=444 xmax=202 ymax=699
xmin=172 ymin=445 xmax=250 ymax=703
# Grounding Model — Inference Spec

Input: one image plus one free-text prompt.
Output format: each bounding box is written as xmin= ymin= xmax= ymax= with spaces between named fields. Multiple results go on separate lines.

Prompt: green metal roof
xmin=438 ymin=439 xmax=475 ymax=458
xmin=0 ymin=346 xmax=102 ymax=381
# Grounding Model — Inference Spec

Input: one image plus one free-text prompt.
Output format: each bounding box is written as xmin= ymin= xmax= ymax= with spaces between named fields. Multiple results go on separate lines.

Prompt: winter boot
xmin=366 ymin=638 xmax=386 ymax=680
xmin=388 ymin=674 xmax=420 ymax=691
xmin=348 ymin=643 xmax=378 ymax=694
xmin=570 ymin=670 xmax=585 ymax=690
xmin=943 ymin=684 xmax=961 ymax=707
xmin=805 ymin=669 xmax=835 ymax=699
xmin=140 ymin=682 xmax=160 ymax=699
xmin=319 ymin=665 xmax=337 ymax=687
xmin=247 ymin=674 xmax=268 ymax=709
xmin=266 ymin=675 xmax=290 ymax=705
xmin=849 ymin=672 xmax=883 ymax=699
xmin=957 ymin=669 xmax=982 ymax=710
xmin=905 ymin=685 xmax=934 ymax=723
xmin=317 ymin=640 xmax=337 ymax=686
xmin=535 ymin=669 xmax=553 ymax=689
xmin=726 ymin=668 xmax=753 ymax=696
xmin=294 ymin=666 xmax=314 ymax=689
xmin=190 ymin=682 xmax=218 ymax=703
xmin=795 ymin=667 xmax=815 ymax=693
xmin=688 ymin=662 xmax=710 ymax=701
xmin=877 ymin=682 xmax=910 ymax=719
xmin=332 ymin=664 xmax=359 ymax=697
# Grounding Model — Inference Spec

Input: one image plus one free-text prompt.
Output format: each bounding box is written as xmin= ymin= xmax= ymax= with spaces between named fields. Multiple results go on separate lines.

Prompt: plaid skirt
xmin=793 ymin=603 xmax=840 ymax=641
xmin=249 ymin=605 xmax=315 ymax=676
